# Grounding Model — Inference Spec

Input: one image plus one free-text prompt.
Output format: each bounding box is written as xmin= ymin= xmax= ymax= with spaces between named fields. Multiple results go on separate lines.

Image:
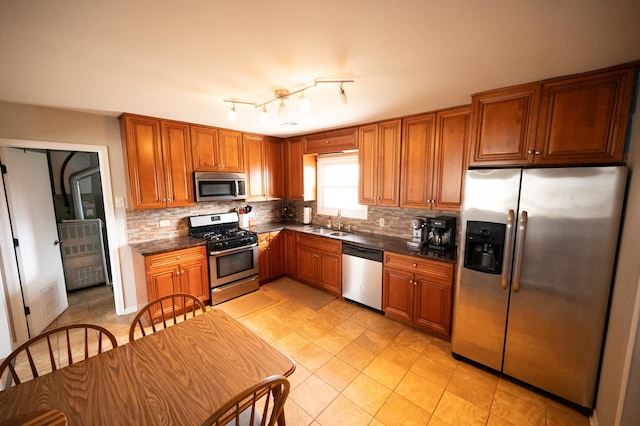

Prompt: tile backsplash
xmin=126 ymin=199 xmax=459 ymax=244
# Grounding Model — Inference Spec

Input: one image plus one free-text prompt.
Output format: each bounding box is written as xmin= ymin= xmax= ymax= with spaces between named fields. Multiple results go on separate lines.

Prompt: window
xmin=316 ymin=153 xmax=367 ymax=220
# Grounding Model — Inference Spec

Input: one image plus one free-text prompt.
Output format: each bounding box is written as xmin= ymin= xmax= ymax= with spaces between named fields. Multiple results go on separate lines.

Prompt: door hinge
xmin=13 ymin=238 xmax=19 ymax=248
xmin=0 ymin=164 xmax=6 ymax=174
xmin=24 ymin=306 xmax=30 ymax=316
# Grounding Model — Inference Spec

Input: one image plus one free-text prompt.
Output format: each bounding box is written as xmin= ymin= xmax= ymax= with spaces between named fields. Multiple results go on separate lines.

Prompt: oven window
xmin=199 ymin=180 xmax=235 ymax=197
xmin=216 ymin=250 xmax=254 ymax=278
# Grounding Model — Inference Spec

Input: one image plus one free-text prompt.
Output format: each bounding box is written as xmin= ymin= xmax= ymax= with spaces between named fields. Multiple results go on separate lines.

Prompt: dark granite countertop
xmin=129 ymin=235 xmax=207 ymax=256
xmin=253 ymin=221 xmax=458 ymax=264
xmin=129 ymin=222 xmax=458 ymax=264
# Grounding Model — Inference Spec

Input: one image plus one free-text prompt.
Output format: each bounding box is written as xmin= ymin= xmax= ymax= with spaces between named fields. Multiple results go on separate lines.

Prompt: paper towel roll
xmin=303 ymin=206 xmax=312 ymax=224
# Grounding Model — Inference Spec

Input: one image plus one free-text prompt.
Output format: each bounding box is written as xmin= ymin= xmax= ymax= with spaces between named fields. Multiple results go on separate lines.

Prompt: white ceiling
xmin=1 ymin=1 xmax=639 ymax=138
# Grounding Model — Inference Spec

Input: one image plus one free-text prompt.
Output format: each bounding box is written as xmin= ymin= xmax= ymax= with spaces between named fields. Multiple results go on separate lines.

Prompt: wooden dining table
xmin=0 ymin=309 xmax=296 ymax=425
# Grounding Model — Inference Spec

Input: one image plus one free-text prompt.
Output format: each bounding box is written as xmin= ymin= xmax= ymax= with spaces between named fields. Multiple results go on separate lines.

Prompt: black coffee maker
xmin=427 ymin=216 xmax=456 ymax=251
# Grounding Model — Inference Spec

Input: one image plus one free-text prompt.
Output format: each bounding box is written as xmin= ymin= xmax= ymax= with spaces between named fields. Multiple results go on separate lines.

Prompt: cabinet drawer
xmin=296 ymin=233 xmax=341 ymax=253
xmin=146 ymin=246 xmax=207 ymax=268
xmin=304 ymin=128 xmax=357 ymax=154
xmin=384 ymin=252 xmax=453 ymax=284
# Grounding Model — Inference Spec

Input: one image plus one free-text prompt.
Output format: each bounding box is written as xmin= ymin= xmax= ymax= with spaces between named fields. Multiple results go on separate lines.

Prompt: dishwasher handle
xmin=342 ymin=243 xmax=384 ymax=262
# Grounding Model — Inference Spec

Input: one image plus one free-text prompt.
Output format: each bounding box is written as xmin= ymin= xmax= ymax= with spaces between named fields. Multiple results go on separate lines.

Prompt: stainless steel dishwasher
xmin=341 ymin=243 xmax=384 ymax=311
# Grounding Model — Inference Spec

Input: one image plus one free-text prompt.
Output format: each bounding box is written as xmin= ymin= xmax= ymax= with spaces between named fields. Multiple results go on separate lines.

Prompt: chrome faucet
xmin=337 ymin=209 xmax=342 ymax=230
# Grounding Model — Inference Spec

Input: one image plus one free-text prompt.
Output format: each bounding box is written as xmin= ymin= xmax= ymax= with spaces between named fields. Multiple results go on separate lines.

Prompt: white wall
xmin=595 ymin=87 xmax=640 ymax=425
xmin=0 ymin=101 xmax=137 ymax=351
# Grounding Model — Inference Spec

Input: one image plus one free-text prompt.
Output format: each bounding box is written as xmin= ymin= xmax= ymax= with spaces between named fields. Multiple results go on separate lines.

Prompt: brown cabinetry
xmin=469 ymin=65 xmax=636 ymax=167
xmin=359 ymin=119 xmax=402 ymax=206
xmin=258 ymin=231 xmax=284 ymax=284
xmin=245 ymin=135 xmax=285 ymax=202
xmin=285 ymin=138 xmax=316 ymax=201
xmin=304 ymin=127 xmax=358 ymax=154
xmin=399 ymin=109 xmax=468 ymax=211
xmin=119 ymin=114 xmax=194 ymax=209
xmin=383 ymin=252 xmax=454 ymax=340
xmin=282 ymin=230 xmax=297 ymax=278
xmin=143 ymin=246 xmax=209 ymax=319
xmin=191 ymin=125 xmax=244 ymax=172
xmin=534 ymin=67 xmax=635 ymax=165
xmin=296 ymin=233 xmax=341 ymax=296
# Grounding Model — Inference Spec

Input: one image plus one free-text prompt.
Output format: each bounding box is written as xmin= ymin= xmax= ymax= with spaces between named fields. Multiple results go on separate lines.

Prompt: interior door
xmin=0 ymin=147 xmax=68 ymax=336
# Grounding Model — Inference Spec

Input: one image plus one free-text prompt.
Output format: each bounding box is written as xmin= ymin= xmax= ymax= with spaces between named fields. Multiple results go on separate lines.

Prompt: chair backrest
xmin=0 ymin=323 xmax=118 ymax=390
xmin=128 ymin=292 xmax=207 ymax=342
xmin=201 ymin=375 xmax=290 ymax=426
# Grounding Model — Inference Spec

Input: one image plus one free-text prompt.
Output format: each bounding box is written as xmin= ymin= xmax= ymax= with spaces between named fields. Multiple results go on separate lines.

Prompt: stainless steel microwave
xmin=194 ymin=172 xmax=247 ymax=202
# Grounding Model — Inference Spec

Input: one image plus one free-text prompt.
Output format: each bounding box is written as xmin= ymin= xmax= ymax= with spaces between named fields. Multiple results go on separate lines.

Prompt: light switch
xmin=115 ymin=196 xmax=126 ymax=208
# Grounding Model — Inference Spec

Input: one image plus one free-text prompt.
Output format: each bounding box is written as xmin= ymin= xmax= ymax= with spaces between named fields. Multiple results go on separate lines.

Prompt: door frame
xmin=0 ymin=138 xmax=125 ymax=345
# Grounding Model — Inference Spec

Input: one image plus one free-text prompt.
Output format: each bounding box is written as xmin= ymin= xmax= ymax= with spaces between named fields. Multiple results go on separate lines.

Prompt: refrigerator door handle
xmin=512 ymin=210 xmax=528 ymax=293
xmin=501 ymin=209 xmax=516 ymax=290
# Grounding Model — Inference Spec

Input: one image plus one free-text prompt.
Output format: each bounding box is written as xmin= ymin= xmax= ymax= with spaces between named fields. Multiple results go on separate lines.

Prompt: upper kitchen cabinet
xmin=534 ymin=66 xmax=636 ymax=165
xmin=285 ymin=137 xmax=316 ymax=201
xmin=359 ymin=119 xmax=402 ymax=206
xmin=400 ymin=113 xmax=436 ymax=209
xmin=432 ymin=106 xmax=470 ymax=210
xmin=400 ymin=108 xmax=469 ymax=211
xmin=303 ymin=127 xmax=358 ymax=154
xmin=119 ymin=114 xmax=194 ymax=209
xmin=244 ymin=134 xmax=285 ymax=201
xmin=468 ymin=83 xmax=541 ymax=167
xmin=469 ymin=64 xmax=637 ymax=167
xmin=191 ymin=125 xmax=244 ymax=172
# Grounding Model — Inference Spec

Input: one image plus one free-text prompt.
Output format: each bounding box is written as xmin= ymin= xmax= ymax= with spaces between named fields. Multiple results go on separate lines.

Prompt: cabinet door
xmin=265 ymin=138 xmax=285 ymax=199
xmin=268 ymin=231 xmax=284 ymax=279
xmin=190 ymin=125 xmax=219 ymax=171
xmin=244 ymin=134 xmax=267 ymax=201
xmin=400 ymin=113 xmax=436 ymax=208
xmin=377 ymin=120 xmax=402 ymax=206
xmin=413 ymin=273 xmax=451 ymax=338
xmin=147 ymin=265 xmax=181 ymax=317
xmin=258 ymin=233 xmax=270 ymax=283
xmin=285 ymin=138 xmax=316 ymax=201
xmin=468 ymin=83 xmax=540 ymax=166
xmin=218 ymin=130 xmax=244 ymax=172
xmin=283 ymin=230 xmax=297 ymax=278
xmin=317 ymin=251 xmax=341 ymax=295
xmin=304 ymin=127 xmax=358 ymax=154
xmin=382 ymin=268 xmax=413 ymax=322
xmin=432 ymin=106 xmax=470 ymax=211
xmin=121 ymin=115 xmax=166 ymax=209
xmin=296 ymin=245 xmax=317 ymax=285
xmin=534 ymin=67 xmax=635 ymax=165
xmin=180 ymin=259 xmax=209 ymax=303
xmin=358 ymin=124 xmax=378 ymax=205
xmin=161 ymin=121 xmax=194 ymax=207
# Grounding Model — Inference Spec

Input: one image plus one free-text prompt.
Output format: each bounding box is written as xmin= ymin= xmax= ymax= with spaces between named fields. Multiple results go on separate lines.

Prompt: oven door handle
xmin=209 ymin=243 xmax=258 ymax=256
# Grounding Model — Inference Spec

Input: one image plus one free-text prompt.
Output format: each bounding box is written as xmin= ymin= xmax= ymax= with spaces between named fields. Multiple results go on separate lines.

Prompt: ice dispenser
xmin=463 ymin=221 xmax=506 ymax=274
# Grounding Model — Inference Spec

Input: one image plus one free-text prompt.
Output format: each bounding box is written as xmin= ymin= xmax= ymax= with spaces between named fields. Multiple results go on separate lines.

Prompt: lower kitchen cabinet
xmin=295 ymin=233 xmax=341 ymax=296
xmin=382 ymin=252 xmax=454 ymax=340
xmin=258 ymin=231 xmax=284 ymax=284
xmin=282 ymin=230 xmax=297 ymax=279
xmin=140 ymin=246 xmax=209 ymax=319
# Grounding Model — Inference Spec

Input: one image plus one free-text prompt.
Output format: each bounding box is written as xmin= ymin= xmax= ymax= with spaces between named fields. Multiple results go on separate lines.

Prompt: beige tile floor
xmin=31 ymin=281 xmax=589 ymax=425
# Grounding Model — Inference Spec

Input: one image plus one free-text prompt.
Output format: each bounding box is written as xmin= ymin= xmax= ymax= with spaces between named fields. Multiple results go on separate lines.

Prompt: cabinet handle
xmin=528 ymin=150 xmax=542 ymax=155
xmin=412 ymin=263 xmax=417 ymax=268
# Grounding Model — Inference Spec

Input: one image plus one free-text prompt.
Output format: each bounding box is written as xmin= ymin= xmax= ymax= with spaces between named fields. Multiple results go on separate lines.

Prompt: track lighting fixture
xmin=224 ymin=78 xmax=353 ymax=122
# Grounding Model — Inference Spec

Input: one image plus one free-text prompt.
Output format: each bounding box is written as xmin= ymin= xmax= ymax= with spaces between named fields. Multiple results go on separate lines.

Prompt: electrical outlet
xmin=159 ymin=220 xmax=171 ymax=227
xmin=378 ymin=218 xmax=385 ymax=227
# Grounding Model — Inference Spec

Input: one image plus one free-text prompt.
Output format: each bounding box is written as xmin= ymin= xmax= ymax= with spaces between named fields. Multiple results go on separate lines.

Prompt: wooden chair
xmin=128 ymin=292 xmax=207 ymax=342
xmin=201 ymin=375 xmax=290 ymax=426
xmin=0 ymin=324 xmax=117 ymax=390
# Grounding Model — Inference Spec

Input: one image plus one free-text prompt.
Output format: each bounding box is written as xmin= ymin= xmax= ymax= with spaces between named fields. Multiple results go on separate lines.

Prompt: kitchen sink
xmin=308 ymin=227 xmax=335 ymax=235
xmin=329 ymin=231 xmax=352 ymax=237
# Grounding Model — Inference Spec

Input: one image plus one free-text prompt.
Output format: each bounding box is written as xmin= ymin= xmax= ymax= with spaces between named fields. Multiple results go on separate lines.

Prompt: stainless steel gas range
xmin=188 ymin=212 xmax=259 ymax=305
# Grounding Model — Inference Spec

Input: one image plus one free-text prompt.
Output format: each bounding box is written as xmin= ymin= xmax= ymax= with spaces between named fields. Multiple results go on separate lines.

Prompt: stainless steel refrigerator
xmin=452 ymin=166 xmax=627 ymax=411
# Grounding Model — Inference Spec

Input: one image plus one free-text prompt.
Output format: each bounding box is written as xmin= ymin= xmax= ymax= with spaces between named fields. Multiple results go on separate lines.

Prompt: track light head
xmin=227 ymin=104 xmax=237 ymax=120
xmin=339 ymin=84 xmax=348 ymax=105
